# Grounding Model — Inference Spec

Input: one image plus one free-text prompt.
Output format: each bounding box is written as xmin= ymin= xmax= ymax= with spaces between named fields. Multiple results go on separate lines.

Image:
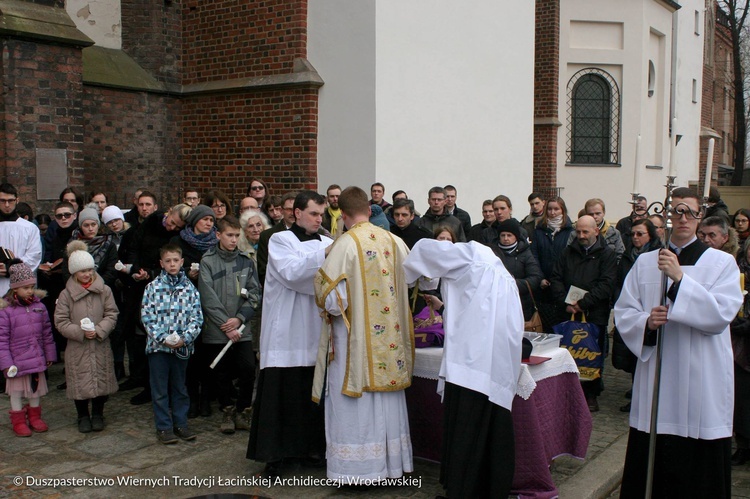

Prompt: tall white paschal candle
xmin=633 ymin=134 xmax=641 ymax=193
xmin=704 ymin=138 xmax=715 ymax=200
xmin=668 ymin=118 xmax=678 ymax=178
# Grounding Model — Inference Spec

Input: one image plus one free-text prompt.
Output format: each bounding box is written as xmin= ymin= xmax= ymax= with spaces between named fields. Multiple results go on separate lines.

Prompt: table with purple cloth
xmin=406 ymin=346 xmax=593 ymax=499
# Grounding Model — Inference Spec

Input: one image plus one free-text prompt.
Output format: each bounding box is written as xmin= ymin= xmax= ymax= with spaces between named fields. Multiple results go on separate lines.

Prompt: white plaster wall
xmin=673 ymin=0 xmax=707 ymax=187
xmin=66 ymin=0 xmax=121 ymax=49
xmin=558 ymin=0 xmax=674 ymax=220
xmin=308 ymin=0 xmax=377 ymax=195
xmin=309 ymin=1 xmax=535 ymax=222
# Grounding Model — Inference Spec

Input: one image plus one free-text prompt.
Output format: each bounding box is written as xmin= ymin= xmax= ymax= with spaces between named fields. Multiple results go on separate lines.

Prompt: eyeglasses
xmin=630 ymin=231 xmax=648 ymax=237
xmin=250 ymin=186 xmax=265 ymax=191
xmin=212 ymin=204 xmax=227 ymax=211
xmin=652 ymin=225 xmax=665 ymax=230
xmin=736 ymin=219 xmax=749 ymax=225
xmin=54 ymin=212 xmax=74 ymax=220
xmin=0 ymin=198 xmax=17 ymax=205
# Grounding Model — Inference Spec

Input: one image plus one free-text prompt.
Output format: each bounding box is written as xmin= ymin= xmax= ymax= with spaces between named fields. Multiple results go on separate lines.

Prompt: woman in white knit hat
xmin=54 ymin=241 xmax=119 ymax=433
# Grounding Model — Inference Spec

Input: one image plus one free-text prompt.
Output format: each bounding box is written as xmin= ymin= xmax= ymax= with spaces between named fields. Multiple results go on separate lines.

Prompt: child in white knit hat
xmin=54 ymin=241 xmax=119 ymax=433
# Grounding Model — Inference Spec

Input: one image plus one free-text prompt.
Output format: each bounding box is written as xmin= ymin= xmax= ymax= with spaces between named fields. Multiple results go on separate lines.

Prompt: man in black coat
xmin=550 ymin=215 xmax=617 ymax=412
xmin=444 ymin=185 xmax=472 ymax=236
xmin=390 ymin=199 xmax=432 ymax=249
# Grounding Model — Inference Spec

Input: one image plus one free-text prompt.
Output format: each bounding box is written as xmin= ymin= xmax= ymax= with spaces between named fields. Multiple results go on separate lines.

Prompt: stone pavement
xmin=1 ymin=355 xmax=748 ymax=498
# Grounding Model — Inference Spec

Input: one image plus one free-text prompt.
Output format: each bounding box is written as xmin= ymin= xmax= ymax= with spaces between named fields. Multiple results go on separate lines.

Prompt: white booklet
xmin=565 ymin=285 xmax=588 ymax=305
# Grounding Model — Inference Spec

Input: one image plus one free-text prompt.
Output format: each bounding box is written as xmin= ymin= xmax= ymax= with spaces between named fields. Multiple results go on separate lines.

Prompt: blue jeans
xmin=148 ymin=353 xmax=189 ymax=431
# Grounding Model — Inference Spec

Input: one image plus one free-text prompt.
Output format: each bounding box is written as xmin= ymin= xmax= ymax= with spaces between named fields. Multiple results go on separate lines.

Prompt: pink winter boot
xmin=9 ymin=410 xmax=31 ymax=437
xmin=26 ymin=405 xmax=48 ymax=432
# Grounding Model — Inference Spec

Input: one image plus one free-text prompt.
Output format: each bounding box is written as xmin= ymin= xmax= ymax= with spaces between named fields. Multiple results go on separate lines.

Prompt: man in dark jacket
xmin=468 ymin=200 xmax=495 ymax=242
xmin=390 ymin=199 xmax=432 ymax=249
xmin=550 ymin=215 xmax=617 ymax=412
xmin=415 ymin=187 xmax=466 ymax=241
xmin=444 ymin=185 xmax=472 ymax=236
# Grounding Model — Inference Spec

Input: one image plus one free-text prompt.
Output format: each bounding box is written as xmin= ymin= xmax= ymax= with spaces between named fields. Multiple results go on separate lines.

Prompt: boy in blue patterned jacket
xmin=141 ymin=244 xmax=203 ymax=444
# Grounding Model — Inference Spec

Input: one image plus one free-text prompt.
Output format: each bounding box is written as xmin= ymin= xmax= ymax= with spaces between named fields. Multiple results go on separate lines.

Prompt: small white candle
xmin=704 ymin=138 xmax=715 ymax=200
xmin=633 ymin=134 xmax=641 ymax=193
xmin=668 ymin=118 xmax=678 ymax=178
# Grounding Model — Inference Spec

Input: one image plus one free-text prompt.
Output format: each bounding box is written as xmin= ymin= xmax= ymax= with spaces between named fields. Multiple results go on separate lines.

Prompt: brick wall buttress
xmin=534 ymin=0 xmax=560 ymax=192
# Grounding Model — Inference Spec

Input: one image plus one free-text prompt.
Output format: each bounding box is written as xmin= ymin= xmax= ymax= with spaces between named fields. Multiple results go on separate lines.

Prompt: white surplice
xmin=0 ymin=218 xmax=42 ymax=297
xmin=402 ymin=240 xmax=523 ymax=411
xmin=614 ymin=247 xmax=743 ymax=439
xmin=322 ymin=281 xmax=413 ymax=481
xmin=260 ymin=230 xmax=332 ymax=368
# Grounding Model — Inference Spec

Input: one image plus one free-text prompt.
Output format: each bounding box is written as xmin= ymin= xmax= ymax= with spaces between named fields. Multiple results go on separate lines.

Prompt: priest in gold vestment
xmin=312 ymin=186 xmax=414 ymax=482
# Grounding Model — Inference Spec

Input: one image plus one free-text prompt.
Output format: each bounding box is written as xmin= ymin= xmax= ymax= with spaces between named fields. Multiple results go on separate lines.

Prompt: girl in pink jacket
xmin=0 ymin=260 xmax=56 ymax=437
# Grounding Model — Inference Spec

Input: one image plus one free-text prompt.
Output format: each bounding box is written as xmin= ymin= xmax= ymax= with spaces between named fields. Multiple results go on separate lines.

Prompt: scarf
xmin=547 ymin=215 xmax=564 ymax=235
xmin=327 ymin=207 xmax=342 ymax=236
xmin=180 ymin=226 xmax=218 ymax=252
xmin=629 ymin=241 xmax=651 ymax=261
xmin=498 ymin=241 xmax=518 ymax=254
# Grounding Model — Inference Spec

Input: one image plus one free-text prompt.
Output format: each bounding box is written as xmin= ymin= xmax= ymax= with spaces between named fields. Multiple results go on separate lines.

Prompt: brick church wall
xmin=0 ymin=39 xmax=85 ymax=212
xmin=180 ymin=0 xmax=318 ymax=200
xmin=181 ymin=89 xmax=318 ymax=205
xmin=82 ymin=87 xmax=182 ymax=208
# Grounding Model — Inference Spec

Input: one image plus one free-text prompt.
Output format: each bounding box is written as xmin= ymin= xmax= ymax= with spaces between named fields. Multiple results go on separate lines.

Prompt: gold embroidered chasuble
xmin=312 ymin=222 xmax=414 ymax=401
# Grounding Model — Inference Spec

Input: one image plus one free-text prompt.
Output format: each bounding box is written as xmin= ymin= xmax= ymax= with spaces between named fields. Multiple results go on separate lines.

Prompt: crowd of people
xmin=0 ymin=178 xmax=747 ymax=497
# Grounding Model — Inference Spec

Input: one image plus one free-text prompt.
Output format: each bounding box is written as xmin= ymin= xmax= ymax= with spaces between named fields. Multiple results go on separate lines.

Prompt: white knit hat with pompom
xmin=67 ymin=240 xmax=95 ymax=274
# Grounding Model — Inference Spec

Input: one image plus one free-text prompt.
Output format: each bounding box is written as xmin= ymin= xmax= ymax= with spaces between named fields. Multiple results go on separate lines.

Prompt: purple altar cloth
xmin=405 ymin=372 xmax=592 ymax=498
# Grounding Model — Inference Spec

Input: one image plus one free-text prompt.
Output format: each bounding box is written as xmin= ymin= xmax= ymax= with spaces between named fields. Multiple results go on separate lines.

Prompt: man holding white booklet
xmin=550 ymin=215 xmax=617 ymax=411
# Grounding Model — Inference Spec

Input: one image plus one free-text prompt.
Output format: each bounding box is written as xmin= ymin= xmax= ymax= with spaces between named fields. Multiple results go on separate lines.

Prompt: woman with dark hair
xmin=531 ymin=197 xmax=574 ymax=331
xmin=734 ymin=209 xmax=750 ymax=247
xmin=246 ymin=179 xmax=269 ymax=212
xmin=60 ymin=187 xmax=84 ymax=213
xmin=203 ymin=190 xmax=233 ymax=220
xmin=612 ymin=218 xmax=662 ymax=412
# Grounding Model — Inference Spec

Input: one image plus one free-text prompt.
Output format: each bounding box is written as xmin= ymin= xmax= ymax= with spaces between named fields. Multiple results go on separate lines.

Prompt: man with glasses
xmin=184 ymin=190 xmax=200 ymax=208
xmin=649 ymin=215 xmax=666 ymax=244
xmin=0 ymin=183 xmax=41 ymax=297
xmin=614 ymin=187 xmax=743 ymax=498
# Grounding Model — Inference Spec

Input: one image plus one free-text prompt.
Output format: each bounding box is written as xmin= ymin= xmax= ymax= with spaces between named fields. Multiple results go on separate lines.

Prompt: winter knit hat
xmin=494 ymin=218 xmax=522 ymax=241
xmin=185 ymin=205 xmax=215 ymax=228
xmin=369 ymin=204 xmax=390 ymax=230
xmin=7 ymin=259 xmax=35 ymax=289
xmin=101 ymin=205 xmax=124 ymax=225
xmin=67 ymin=240 xmax=95 ymax=274
xmin=78 ymin=208 xmax=100 ymax=227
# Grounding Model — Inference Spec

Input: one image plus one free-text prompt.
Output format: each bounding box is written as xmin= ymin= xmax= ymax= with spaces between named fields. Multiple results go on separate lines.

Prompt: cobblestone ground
xmin=0 ymin=351 xmax=636 ymax=498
